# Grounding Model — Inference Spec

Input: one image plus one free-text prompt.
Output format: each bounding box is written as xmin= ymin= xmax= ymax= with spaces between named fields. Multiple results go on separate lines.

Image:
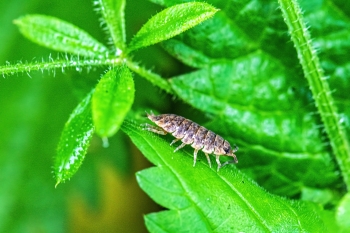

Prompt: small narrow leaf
xmin=128 ymin=2 xmax=218 ymax=52
xmin=54 ymin=91 xmax=94 ymax=185
xmin=14 ymin=14 xmax=109 ymax=58
xmin=92 ymin=65 xmax=134 ymax=138
xmin=95 ymin=0 xmax=126 ymax=52
xmin=121 ymin=120 xmax=328 ymax=232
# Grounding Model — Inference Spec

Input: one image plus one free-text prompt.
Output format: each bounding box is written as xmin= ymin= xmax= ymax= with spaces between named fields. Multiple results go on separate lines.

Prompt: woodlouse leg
xmin=221 ymin=160 xmax=236 ymax=168
xmin=232 ymin=144 xmax=239 ymax=153
xmin=215 ymin=155 xmax=222 ymax=172
xmin=193 ymin=149 xmax=199 ymax=167
xmin=170 ymin=138 xmax=180 ymax=146
xmin=174 ymin=143 xmax=186 ymax=152
xmin=204 ymin=153 xmax=212 ymax=168
xmin=141 ymin=123 xmax=167 ymax=135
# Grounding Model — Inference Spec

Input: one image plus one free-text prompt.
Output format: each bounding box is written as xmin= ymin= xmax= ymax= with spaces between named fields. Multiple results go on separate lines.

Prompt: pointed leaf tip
xmin=15 ymin=14 xmax=109 ymax=58
xmin=54 ymin=91 xmax=94 ymax=184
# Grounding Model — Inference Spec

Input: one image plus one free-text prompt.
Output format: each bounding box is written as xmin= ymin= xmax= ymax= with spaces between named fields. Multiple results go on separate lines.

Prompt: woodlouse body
xmin=143 ymin=113 xmax=238 ymax=171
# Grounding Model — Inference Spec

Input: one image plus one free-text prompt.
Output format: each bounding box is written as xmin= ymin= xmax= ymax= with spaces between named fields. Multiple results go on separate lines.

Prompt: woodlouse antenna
xmin=221 ymin=145 xmax=239 ymax=168
xmin=231 ymin=145 xmax=239 ymax=163
xmin=221 ymin=159 xmax=237 ymax=168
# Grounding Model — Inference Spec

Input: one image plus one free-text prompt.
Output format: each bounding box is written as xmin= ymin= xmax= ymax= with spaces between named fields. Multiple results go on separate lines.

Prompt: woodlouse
xmin=142 ymin=113 xmax=238 ymax=171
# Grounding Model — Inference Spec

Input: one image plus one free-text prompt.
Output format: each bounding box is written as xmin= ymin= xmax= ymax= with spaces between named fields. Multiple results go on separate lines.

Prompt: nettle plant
xmin=2 ymin=0 xmax=350 ymax=231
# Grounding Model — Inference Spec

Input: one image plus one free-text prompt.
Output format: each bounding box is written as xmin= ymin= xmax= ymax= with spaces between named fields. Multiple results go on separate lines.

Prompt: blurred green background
xmin=0 ymin=0 xmax=190 ymax=232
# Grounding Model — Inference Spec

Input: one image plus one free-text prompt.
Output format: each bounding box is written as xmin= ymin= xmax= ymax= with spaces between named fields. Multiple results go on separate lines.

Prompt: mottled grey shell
xmin=144 ymin=113 xmax=238 ymax=171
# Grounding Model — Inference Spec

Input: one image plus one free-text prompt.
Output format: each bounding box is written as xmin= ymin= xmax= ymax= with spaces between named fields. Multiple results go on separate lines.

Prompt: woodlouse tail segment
xmin=146 ymin=111 xmax=157 ymax=121
xmin=141 ymin=123 xmax=167 ymax=135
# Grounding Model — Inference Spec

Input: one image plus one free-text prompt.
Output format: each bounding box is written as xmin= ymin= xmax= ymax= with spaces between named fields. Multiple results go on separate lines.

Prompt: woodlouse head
xmin=223 ymin=141 xmax=238 ymax=164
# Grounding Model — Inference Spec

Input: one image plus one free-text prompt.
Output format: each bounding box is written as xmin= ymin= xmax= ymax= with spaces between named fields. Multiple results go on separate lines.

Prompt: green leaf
xmin=95 ymin=0 xmax=126 ymax=52
xmin=336 ymin=192 xmax=350 ymax=231
xmin=151 ymin=0 xmax=350 ymax=198
xmin=128 ymin=2 xmax=219 ymax=52
xmin=92 ymin=65 xmax=134 ymax=138
xmin=169 ymin=51 xmax=337 ymax=196
xmin=14 ymin=14 xmax=109 ymax=58
xmin=121 ymin=120 xmax=328 ymax=232
xmin=54 ymin=91 xmax=94 ymax=185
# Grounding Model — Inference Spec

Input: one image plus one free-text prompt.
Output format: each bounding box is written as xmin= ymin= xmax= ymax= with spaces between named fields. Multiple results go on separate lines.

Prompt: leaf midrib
xmin=141 ymin=132 xmax=271 ymax=231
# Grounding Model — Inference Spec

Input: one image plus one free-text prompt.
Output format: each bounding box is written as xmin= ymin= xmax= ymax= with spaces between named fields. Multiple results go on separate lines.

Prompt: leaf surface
xmin=169 ymin=51 xmax=337 ymax=195
xmin=121 ymin=120 xmax=328 ymax=233
xmin=14 ymin=14 xmax=109 ymax=58
xmin=54 ymin=91 xmax=94 ymax=185
xmin=336 ymin=192 xmax=350 ymax=231
xmin=92 ymin=65 xmax=135 ymax=138
xmin=95 ymin=0 xmax=126 ymax=52
xmin=150 ymin=0 xmax=349 ymax=196
xmin=128 ymin=2 xmax=218 ymax=52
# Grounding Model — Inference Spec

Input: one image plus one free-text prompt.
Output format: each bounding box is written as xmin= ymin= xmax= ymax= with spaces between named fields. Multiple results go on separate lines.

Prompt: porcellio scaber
xmin=143 ymin=113 xmax=238 ymax=171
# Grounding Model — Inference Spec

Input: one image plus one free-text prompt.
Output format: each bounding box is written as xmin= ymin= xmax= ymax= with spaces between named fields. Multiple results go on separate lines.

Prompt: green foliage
xmin=14 ymin=14 xmax=109 ymax=58
xmin=169 ymin=51 xmax=337 ymax=195
xmin=278 ymin=0 xmax=350 ymax=195
xmin=49 ymin=1 xmax=215 ymax=187
xmin=123 ymin=120 xmax=329 ymax=232
xmin=92 ymin=65 xmax=135 ymax=138
xmin=95 ymin=0 xmax=126 ymax=51
xmin=1 ymin=0 xmax=350 ymax=232
xmin=55 ymin=90 xmax=94 ymax=185
xmin=336 ymin=193 xmax=350 ymax=232
xmin=128 ymin=2 xmax=218 ymax=52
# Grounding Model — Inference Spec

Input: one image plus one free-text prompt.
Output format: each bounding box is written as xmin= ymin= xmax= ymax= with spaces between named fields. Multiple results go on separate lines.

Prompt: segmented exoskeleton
xmin=143 ymin=113 xmax=238 ymax=171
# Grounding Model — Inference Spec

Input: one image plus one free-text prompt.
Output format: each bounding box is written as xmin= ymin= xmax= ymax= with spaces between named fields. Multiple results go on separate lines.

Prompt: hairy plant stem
xmin=126 ymin=59 xmax=173 ymax=94
xmin=0 ymin=56 xmax=123 ymax=77
xmin=1 ymin=55 xmax=172 ymax=94
xmin=278 ymin=0 xmax=350 ymax=190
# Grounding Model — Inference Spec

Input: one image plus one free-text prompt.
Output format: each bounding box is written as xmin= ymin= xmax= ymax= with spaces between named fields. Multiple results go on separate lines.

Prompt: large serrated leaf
xmin=14 ymin=14 xmax=109 ymax=58
xmin=121 ymin=120 xmax=328 ymax=232
xmin=169 ymin=51 xmax=338 ymax=195
xmin=151 ymin=0 xmax=345 ymax=196
xmin=128 ymin=2 xmax=218 ymax=52
xmin=92 ymin=65 xmax=135 ymax=138
xmin=54 ymin=91 xmax=94 ymax=185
